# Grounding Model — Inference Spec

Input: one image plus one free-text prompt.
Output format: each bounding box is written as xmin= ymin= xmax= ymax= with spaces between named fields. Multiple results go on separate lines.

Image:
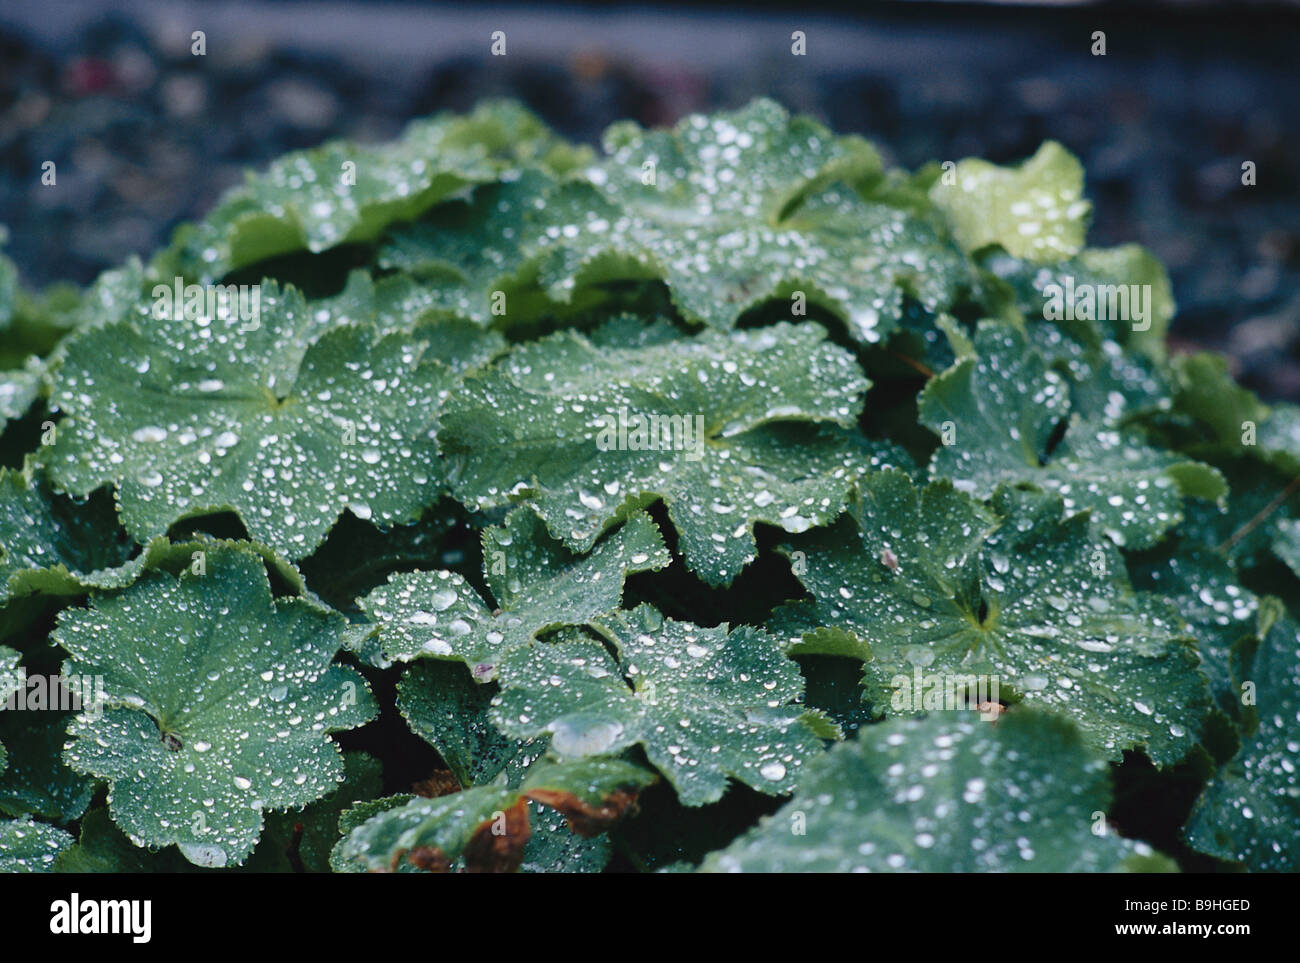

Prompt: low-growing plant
xmin=0 ymin=99 xmax=1295 ymax=873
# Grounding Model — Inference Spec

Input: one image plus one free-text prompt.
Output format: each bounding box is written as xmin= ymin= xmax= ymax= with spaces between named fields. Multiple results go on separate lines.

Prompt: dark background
xmin=1 ymin=0 xmax=1297 ymax=398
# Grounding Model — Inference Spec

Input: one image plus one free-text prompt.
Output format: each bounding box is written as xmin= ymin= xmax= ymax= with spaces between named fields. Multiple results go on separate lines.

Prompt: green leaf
xmin=0 ymin=246 xmax=16 ymax=331
xmin=53 ymin=808 xmax=195 ymax=873
xmin=776 ymin=470 xmax=1211 ymax=765
xmin=0 ymin=711 xmax=96 ymax=822
xmin=362 ymin=509 xmax=669 ymax=678
xmin=0 ymin=462 xmax=136 ymax=605
xmin=48 ymin=282 xmax=500 ymax=559
xmin=376 ymin=170 xmax=606 ymax=328
xmin=527 ymin=100 xmax=971 ymax=344
xmin=332 ymin=756 xmax=654 ymax=872
xmin=1176 ymin=459 xmax=1299 ymax=570
xmin=1185 ymin=603 xmax=1300 ymax=871
xmin=440 ymin=322 xmax=903 ymax=586
xmin=1273 ymin=517 xmax=1300 ymax=582
xmin=920 ymin=321 xmax=1223 ymax=548
xmin=1258 ymin=402 xmax=1300 ymax=476
xmin=987 ymin=244 xmax=1177 ymax=353
xmin=57 ymin=543 xmax=376 ymax=867
xmin=396 ymin=660 xmax=542 ymax=788
xmin=1029 ymin=319 xmax=1173 ymax=425
xmin=493 ymin=604 xmax=827 ymax=805
xmin=520 ymin=806 xmax=613 ymax=874
xmin=55 ymin=752 xmax=382 ymax=872
xmin=930 ymin=141 xmax=1091 ymax=263
xmin=700 ymin=709 xmax=1174 ymax=872
xmin=1128 ymin=545 xmax=1259 ymax=718
xmin=0 ymin=816 xmax=73 ymax=872
xmin=159 ymin=101 xmax=584 ymax=283
xmin=1169 ymin=353 xmax=1268 ymax=452
xmin=0 ymin=646 xmax=20 ymax=774
xmin=0 ymin=357 xmax=43 ymax=424
xmin=243 ymin=750 xmax=383 ymax=872
xmin=0 ymin=646 xmax=19 ymax=702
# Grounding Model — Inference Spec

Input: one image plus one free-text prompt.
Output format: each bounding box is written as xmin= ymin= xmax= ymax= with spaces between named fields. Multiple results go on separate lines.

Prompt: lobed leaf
xmin=701 ymin=709 xmax=1175 ymax=872
xmin=929 ymin=141 xmax=1090 ymax=263
xmin=57 ymin=543 xmax=376 ymax=867
xmin=776 ymin=470 xmax=1212 ymax=765
xmin=440 ymin=322 xmax=901 ymax=585
xmin=47 ymin=282 xmax=500 ymax=559
xmin=493 ymin=604 xmax=829 ymax=805
xmin=1185 ymin=602 xmax=1300 ymax=871
xmin=362 ymin=509 xmax=669 ymax=679
xmin=920 ymin=321 xmax=1223 ymax=548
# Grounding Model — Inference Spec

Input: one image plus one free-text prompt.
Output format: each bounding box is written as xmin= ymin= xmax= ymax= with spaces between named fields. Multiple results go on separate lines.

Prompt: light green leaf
xmin=54 ymin=751 xmax=381 ymax=873
xmin=493 ymin=604 xmax=827 ymax=805
xmin=440 ymin=322 xmax=903 ymax=586
xmin=362 ymin=509 xmax=669 ymax=678
xmin=1170 ymin=353 xmax=1268 ymax=452
xmin=921 ymin=321 xmax=1223 ymax=548
xmin=1185 ymin=603 xmax=1300 ymax=871
xmin=48 ymin=282 xmax=500 ymax=559
xmin=57 ymin=543 xmax=376 ymax=867
xmin=701 ymin=709 xmax=1174 ymax=872
xmin=930 ymin=141 xmax=1090 ymax=262
xmin=776 ymin=470 xmax=1211 ymax=765
xmin=0 ymin=816 xmax=73 ymax=872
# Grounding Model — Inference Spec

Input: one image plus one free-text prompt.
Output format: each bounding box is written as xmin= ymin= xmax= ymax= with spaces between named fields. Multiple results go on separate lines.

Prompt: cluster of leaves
xmin=0 ymin=100 xmax=1296 ymax=874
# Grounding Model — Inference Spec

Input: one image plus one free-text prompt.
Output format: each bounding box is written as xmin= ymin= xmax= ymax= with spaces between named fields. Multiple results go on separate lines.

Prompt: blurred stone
xmin=1239 ymin=262 xmax=1280 ymax=302
xmin=1196 ymin=159 xmax=1243 ymax=202
xmin=1014 ymin=76 xmax=1061 ymax=112
xmin=266 ymin=77 xmax=339 ymax=129
xmin=161 ymin=74 xmax=206 ymax=118
xmin=112 ymin=44 xmax=156 ymax=93
xmin=3 ymin=92 xmax=51 ymax=134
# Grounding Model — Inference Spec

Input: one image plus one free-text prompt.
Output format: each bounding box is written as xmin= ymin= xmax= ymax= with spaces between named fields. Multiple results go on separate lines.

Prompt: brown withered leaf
xmin=412 ymin=770 xmax=463 ymax=798
xmin=405 ymin=846 xmax=453 ymax=873
xmin=525 ymin=787 xmax=642 ymax=838
xmin=463 ymin=797 xmax=531 ymax=873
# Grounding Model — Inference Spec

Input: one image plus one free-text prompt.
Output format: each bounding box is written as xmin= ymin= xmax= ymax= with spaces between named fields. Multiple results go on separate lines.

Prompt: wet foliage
xmin=0 ymin=101 xmax=1296 ymax=872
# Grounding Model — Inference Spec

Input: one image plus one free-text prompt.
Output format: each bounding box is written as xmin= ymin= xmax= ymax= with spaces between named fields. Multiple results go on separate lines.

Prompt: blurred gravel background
xmin=1 ymin=0 xmax=1297 ymax=399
